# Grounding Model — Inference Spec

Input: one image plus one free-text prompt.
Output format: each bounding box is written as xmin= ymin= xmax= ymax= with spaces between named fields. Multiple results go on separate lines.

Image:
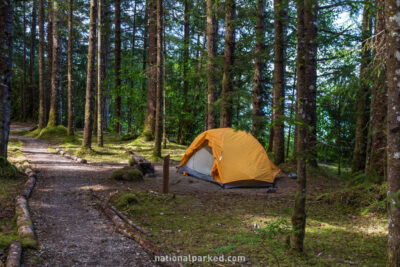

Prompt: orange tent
xmin=178 ymin=128 xmax=280 ymax=188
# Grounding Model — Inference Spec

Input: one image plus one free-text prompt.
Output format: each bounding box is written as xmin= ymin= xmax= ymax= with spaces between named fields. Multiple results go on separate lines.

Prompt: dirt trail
xmin=11 ymin=125 xmax=156 ymax=267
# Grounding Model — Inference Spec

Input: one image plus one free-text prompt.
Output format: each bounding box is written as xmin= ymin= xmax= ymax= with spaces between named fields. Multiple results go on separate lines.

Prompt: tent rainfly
xmin=178 ymin=128 xmax=280 ymax=188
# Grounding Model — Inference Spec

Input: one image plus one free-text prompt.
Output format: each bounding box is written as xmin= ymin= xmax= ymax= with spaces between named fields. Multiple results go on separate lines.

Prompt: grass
xmin=109 ymin=177 xmax=387 ymax=266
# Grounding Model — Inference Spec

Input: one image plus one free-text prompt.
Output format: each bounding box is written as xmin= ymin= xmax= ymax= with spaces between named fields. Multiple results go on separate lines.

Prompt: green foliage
xmin=110 ymin=168 xmax=144 ymax=182
xmin=0 ymin=158 xmax=17 ymax=179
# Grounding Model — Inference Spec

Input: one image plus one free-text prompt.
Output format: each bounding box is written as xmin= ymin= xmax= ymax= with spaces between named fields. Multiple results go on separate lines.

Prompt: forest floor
xmin=7 ymin=123 xmax=388 ymax=266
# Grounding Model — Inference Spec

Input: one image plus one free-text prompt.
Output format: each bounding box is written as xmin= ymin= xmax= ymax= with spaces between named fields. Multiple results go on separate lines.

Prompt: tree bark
xmin=29 ymin=0 xmax=37 ymax=118
xmin=220 ymin=0 xmax=235 ymax=128
xmin=144 ymin=0 xmax=157 ymax=139
xmin=47 ymin=0 xmax=60 ymax=127
xmin=0 ymin=0 xmax=13 ymax=161
xmin=290 ymin=0 xmax=308 ymax=252
xmin=38 ymin=0 xmax=46 ymax=129
xmin=67 ymin=0 xmax=74 ymax=136
xmin=385 ymin=0 xmax=400 ymax=264
xmin=366 ymin=0 xmax=386 ymax=178
xmin=114 ymin=0 xmax=121 ymax=134
xmin=352 ymin=0 xmax=372 ymax=173
xmin=304 ymin=0 xmax=318 ymax=167
xmin=251 ymin=0 xmax=266 ymax=141
xmin=82 ymin=0 xmax=97 ymax=148
xmin=141 ymin=0 xmax=149 ymax=128
xmin=272 ymin=0 xmax=287 ymax=165
xmin=178 ymin=0 xmax=190 ymax=144
xmin=153 ymin=0 xmax=163 ymax=157
xmin=162 ymin=5 xmax=167 ymax=149
xmin=46 ymin=0 xmax=53 ymax=123
xmin=97 ymin=0 xmax=104 ymax=146
xmin=22 ymin=2 xmax=27 ymax=121
xmin=206 ymin=0 xmax=217 ymax=129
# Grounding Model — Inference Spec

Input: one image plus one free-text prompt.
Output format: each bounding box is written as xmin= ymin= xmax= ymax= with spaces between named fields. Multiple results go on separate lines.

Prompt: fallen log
xmin=15 ymin=196 xmax=36 ymax=246
xmin=92 ymin=192 xmax=151 ymax=237
xmin=90 ymin=190 xmax=181 ymax=267
xmin=6 ymin=241 xmax=22 ymax=267
xmin=21 ymin=176 xmax=36 ymax=199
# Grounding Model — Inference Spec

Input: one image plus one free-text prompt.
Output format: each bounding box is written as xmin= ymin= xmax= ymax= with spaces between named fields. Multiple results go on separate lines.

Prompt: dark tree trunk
xmin=67 ymin=0 xmax=74 ymax=136
xmin=153 ymin=0 xmax=163 ymax=157
xmin=46 ymin=0 xmax=53 ymax=122
xmin=251 ymin=0 xmax=265 ymax=141
xmin=385 ymin=0 xmax=400 ymax=264
xmin=38 ymin=0 xmax=46 ymax=129
xmin=290 ymin=0 xmax=307 ymax=252
xmin=206 ymin=0 xmax=217 ymax=129
xmin=29 ymin=0 xmax=37 ymax=118
xmin=47 ymin=0 xmax=60 ymax=127
xmin=97 ymin=0 xmax=104 ymax=146
xmin=352 ymin=0 xmax=372 ymax=173
xmin=366 ymin=0 xmax=386 ymax=178
xmin=82 ymin=0 xmax=97 ymax=148
xmin=162 ymin=5 xmax=167 ymax=149
xmin=144 ymin=0 xmax=157 ymax=139
xmin=286 ymin=69 xmax=296 ymax=158
xmin=304 ymin=0 xmax=318 ymax=167
xmin=179 ymin=0 xmax=190 ymax=144
xmin=141 ymin=0 xmax=149 ymax=128
xmin=220 ymin=0 xmax=235 ymax=128
xmin=0 ymin=0 xmax=13 ymax=161
xmin=22 ymin=2 xmax=27 ymax=121
xmin=114 ymin=0 xmax=121 ymax=134
xmin=272 ymin=0 xmax=287 ymax=165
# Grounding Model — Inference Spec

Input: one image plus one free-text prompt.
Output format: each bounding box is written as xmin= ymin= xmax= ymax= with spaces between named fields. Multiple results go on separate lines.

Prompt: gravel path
xmin=12 ymin=126 xmax=156 ymax=266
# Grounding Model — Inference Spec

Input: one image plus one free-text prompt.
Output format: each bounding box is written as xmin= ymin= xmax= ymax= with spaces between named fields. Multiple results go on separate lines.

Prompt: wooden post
xmin=162 ymin=154 xmax=170 ymax=194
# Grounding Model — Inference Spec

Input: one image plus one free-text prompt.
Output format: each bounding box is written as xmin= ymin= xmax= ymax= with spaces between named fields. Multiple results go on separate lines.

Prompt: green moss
xmin=141 ymin=129 xmax=154 ymax=141
xmin=37 ymin=125 xmax=68 ymax=139
xmin=110 ymin=168 xmax=143 ymax=182
xmin=47 ymin=109 xmax=57 ymax=127
xmin=0 ymin=159 xmax=17 ymax=180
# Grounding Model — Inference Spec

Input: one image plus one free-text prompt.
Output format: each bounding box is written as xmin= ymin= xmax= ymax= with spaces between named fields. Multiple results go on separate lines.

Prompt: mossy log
xmin=6 ymin=241 xmax=22 ymax=267
xmin=15 ymin=196 xmax=36 ymax=246
xmin=127 ymin=153 xmax=155 ymax=176
xmin=21 ymin=176 xmax=36 ymax=199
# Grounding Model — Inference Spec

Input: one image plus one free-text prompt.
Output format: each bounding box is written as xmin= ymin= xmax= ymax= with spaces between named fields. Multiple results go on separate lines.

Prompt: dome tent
xmin=178 ymin=128 xmax=280 ymax=188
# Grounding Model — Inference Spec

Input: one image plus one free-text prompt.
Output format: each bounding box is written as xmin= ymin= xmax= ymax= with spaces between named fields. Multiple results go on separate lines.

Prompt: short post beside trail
xmin=162 ymin=155 xmax=170 ymax=194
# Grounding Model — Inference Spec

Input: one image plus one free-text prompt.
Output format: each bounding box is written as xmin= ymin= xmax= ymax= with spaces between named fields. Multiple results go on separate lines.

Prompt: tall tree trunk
xmin=127 ymin=0 xmax=137 ymax=133
xmin=178 ymin=0 xmax=190 ymax=144
xmin=67 ymin=0 xmax=74 ymax=136
xmin=206 ymin=0 xmax=217 ymax=129
xmin=352 ymin=0 xmax=372 ymax=173
xmin=366 ymin=0 xmax=386 ymax=178
xmin=0 ymin=0 xmax=13 ymax=161
xmin=29 ymin=0 xmax=37 ymax=118
xmin=286 ymin=69 xmax=296 ymax=158
xmin=304 ymin=0 xmax=318 ymax=167
xmin=38 ymin=0 xmax=45 ymax=129
xmin=272 ymin=0 xmax=287 ymax=165
xmin=22 ymin=2 xmax=27 ymax=121
xmin=162 ymin=4 xmax=167 ymax=149
xmin=97 ymin=0 xmax=104 ymax=146
xmin=114 ymin=0 xmax=121 ymax=134
xmin=141 ymin=0 xmax=149 ymax=128
xmin=47 ymin=0 xmax=60 ymax=127
xmin=220 ymin=0 xmax=235 ymax=128
xmin=144 ymin=0 xmax=157 ymax=139
xmin=82 ymin=0 xmax=97 ymax=148
xmin=385 ymin=0 xmax=400 ymax=264
xmin=251 ymin=0 xmax=265 ymax=141
xmin=153 ymin=0 xmax=163 ymax=157
xmin=46 ymin=0 xmax=53 ymax=122
xmin=290 ymin=0 xmax=307 ymax=252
